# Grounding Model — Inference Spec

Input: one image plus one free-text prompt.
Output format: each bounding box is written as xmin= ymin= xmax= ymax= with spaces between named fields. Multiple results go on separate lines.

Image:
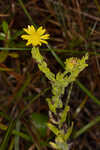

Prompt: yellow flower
xmin=21 ymin=25 xmax=50 ymax=46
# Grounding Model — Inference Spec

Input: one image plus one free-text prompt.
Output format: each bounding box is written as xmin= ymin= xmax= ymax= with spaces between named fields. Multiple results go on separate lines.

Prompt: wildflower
xmin=21 ymin=25 xmax=49 ymax=46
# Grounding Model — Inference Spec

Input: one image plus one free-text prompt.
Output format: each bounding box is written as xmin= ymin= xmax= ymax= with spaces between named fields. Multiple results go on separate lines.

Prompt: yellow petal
xmin=26 ymin=40 xmax=32 ymax=46
xmin=23 ymin=28 xmax=30 ymax=34
xmin=29 ymin=25 xmax=36 ymax=33
xmin=41 ymin=34 xmax=50 ymax=39
xmin=40 ymin=39 xmax=48 ymax=45
xmin=21 ymin=35 xmax=30 ymax=40
xmin=37 ymin=26 xmax=46 ymax=35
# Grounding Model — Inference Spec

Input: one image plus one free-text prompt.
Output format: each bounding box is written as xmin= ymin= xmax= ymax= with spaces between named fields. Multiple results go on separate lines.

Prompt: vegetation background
xmin=0 ymin=0 xmax=100 ymax=150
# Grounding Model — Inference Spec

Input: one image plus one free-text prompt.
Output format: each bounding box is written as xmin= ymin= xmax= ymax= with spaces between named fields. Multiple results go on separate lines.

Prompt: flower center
xmin=31 ymin=32 xmax=40 ymax=42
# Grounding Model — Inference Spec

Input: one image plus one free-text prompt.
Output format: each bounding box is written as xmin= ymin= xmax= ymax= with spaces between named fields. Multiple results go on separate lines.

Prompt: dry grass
xmin=0 ymin=0 xmax=100 ymax=150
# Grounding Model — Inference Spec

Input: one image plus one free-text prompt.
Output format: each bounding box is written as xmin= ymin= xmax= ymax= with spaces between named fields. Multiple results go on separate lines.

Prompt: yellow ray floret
xmin=21 ymin=25 xmax=50 ymax=46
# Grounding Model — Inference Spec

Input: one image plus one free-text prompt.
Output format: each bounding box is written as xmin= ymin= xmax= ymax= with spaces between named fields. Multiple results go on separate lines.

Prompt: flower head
xmin=65 ymin=58 xmax=78 ymax=71
xmin=21 ymin=25 xmax=50 ymax=47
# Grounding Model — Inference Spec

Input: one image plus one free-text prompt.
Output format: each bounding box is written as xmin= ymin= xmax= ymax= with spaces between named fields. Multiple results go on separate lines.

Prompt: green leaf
xmin=59 ymin=106 xmax=70 ymax=127
xmin=31 ymin=112 xmax=48 ymax=137
xmin=0 ymin=51 xmax=9 ymax=63
xmin=2 ymin=21 xmax=8 ymax=34
xmin=8 ymin=53 xmax=19 ymax=58
xmin=48 ymin=123 xmax=59 ymax=136
xmin=64 ymin=122 xmax=73 ymax=141
xmin=46 ymin=98 xmax=56 ymax=114
xmin=0 ymin=32 xmax=6 ymax=40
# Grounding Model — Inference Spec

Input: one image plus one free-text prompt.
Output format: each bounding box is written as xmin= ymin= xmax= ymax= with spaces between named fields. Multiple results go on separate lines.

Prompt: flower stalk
xmin=21 ymin=25 xmax=88 ymax=150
